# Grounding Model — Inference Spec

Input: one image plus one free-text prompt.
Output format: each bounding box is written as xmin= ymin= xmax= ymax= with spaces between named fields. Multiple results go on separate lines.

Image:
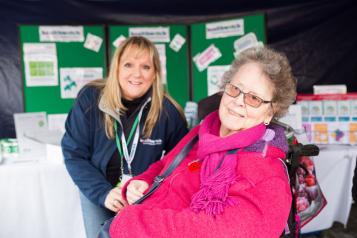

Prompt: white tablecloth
xmin=1 ymin=144 xmax=356 ymax=236
xmin=302 ymin=145 xmax=357 ymax=233
xmin=0 ymin=160 xmax=86 ymax=238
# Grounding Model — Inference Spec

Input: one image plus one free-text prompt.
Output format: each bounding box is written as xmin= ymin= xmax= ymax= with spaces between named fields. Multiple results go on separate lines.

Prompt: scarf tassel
xmin=190 ymin=165 xmax=237 ymax=216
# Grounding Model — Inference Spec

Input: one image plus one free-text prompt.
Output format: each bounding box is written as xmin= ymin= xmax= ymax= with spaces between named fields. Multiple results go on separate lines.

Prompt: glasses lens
xmin=244 ymin=93 xmax=263 ymax=108
xmin=225 ymin=83 xmax=240 ymax=97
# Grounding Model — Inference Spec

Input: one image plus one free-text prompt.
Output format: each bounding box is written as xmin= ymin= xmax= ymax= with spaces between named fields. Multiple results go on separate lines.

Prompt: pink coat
xmin=110 ymin=121 xmax=292 ymax=238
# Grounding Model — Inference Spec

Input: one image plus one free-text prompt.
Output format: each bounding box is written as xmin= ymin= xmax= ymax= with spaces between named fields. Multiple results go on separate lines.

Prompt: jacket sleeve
xmin=61 ymin=87 xmax=112 ymax=207
xmin=110 ymin=176 xmax=291 ymax=238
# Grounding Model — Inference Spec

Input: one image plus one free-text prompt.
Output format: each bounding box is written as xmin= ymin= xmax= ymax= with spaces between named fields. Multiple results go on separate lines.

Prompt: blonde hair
xmin=90 ymin=36 xmax=176 ymax=139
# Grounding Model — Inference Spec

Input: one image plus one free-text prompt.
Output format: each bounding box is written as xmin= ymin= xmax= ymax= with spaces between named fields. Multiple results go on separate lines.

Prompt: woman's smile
xmin=227 ymin=108 xmax=244 ymax=118
xmin=128 ymin=80 xmax=143 ymax=85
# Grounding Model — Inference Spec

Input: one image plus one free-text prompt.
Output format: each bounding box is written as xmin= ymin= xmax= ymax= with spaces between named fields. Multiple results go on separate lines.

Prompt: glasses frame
xmin=224 ymin=83 xmax=273 ymax=108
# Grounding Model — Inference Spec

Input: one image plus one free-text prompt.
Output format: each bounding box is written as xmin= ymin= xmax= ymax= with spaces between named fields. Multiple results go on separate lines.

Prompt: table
xmin=1 ymin=144 xmax=355 ymax=236
xmin=301 ymin=145 xmax=357 ymax=233
xmin=0 ymin=160 xmax=86 ymax=238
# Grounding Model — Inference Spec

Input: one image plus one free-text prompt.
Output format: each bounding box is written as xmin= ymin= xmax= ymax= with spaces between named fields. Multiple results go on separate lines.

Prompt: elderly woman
xmin=109 ymin=46 xmax=297 ymax=238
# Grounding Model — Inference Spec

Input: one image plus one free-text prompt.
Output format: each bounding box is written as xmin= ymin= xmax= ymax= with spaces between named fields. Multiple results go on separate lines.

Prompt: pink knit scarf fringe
xmin=190 ymin=111 xmax=265 ymax=216
xmin=190 ymin=154 xmax=238 ymax=215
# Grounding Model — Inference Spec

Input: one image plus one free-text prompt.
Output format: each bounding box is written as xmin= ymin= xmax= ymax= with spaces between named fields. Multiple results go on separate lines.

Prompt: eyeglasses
xmin=224 ymin=83 xmax=273 ymax=108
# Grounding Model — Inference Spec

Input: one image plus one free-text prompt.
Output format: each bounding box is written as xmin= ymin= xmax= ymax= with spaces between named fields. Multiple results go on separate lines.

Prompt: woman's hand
xmin=126 ymin=180 xmax=149 ymax=205
xmin=104 ymin=186 xmax=128 ymax=213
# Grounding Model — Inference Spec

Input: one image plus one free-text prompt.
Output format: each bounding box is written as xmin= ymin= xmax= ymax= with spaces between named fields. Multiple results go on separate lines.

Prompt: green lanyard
xmin=113 ymin=97 xmax=151 ymax=186
xmin=114 ymin=114 xmax=140 ymax=159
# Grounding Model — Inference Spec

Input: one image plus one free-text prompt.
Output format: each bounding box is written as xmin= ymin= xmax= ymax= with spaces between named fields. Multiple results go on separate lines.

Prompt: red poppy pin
xmin=188 ymin=159 xmax=201 ymax=171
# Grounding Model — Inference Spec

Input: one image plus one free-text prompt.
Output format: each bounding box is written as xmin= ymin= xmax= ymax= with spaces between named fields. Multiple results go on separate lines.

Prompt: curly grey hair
xmin=221 ymin=46 xmax=297 ymax=118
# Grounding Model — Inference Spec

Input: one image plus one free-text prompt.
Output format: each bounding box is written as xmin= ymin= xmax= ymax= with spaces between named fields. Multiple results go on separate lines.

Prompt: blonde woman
xmin=61 ymin=36 xmax=188 ymax=238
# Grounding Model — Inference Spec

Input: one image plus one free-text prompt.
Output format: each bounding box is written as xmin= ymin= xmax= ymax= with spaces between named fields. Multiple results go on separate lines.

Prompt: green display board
xmin=191 ymin=14 xmax=266 ymax=102
xmin=19 ymin=25 xmax=107 ymax=114
xmin=108 ymin=25 xmax=189 ymax=108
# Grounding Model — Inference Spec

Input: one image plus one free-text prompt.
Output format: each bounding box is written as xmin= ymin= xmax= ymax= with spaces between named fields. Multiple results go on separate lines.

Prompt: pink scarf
xmin=190 ymin=111 xmax=266 ymax=216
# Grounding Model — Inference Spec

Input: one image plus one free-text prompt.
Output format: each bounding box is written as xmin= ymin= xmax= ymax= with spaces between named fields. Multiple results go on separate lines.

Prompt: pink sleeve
xmin=112 ymin=177 xmax=292 ymax=238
